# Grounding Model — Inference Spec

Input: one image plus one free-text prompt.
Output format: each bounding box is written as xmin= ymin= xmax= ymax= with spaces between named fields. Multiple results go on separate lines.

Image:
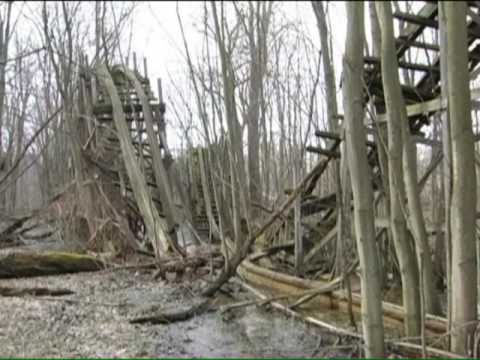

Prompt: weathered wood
xmin=95 ymin=64 xmax=171 ymax=257
xmin=303 ymin=140 xmax=341 ymax=196
xmin=376 ymin=88 xmax=480 ymax=123
xmin=129 ymin=298 xmax=216 ymax=325
xmin=314 ymin=130 xmax=342 ymax=141
xmin=304 ymin=224 xmax=337 ymax=264
xmin=153 ymin=254 xmax=223 ymax=280
xmin=393 ymin=11 xmax=438 ymax=28
xmin=122 ymin=67 xmax=184 ymax=257
xmin=305 ymin=145 xmax=340 ymax=158
xmin=0 ymin=286 xmax=74 ymax=297
xmin=365 ymin=55 xmax=440 ymax=73
xmin=92 ymin=103 xmax=159 ymax=115
xmin=238 ymin=256 xmax=447 ymax=334
xmin=0 ymin=251 xmax=105 ymax=278
xmin=201 ymin=156 xmax=341 ymax=297
xmin=395 ymin=38 xmax=439 ymax=51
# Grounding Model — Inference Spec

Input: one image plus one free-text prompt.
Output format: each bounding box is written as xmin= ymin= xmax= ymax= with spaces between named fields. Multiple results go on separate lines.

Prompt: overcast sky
xmin=129 ymin=1 xmax=347 ymax=94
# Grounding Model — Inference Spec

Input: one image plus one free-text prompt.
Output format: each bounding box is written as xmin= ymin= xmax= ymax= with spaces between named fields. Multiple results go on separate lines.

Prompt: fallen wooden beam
xmin=305 ymin=145 xmax=340 ymax=158
xmin=0 ymin=286 xmax=74 ymax=297
xmin=239 ymin=281 xmax=461 ymax=358
xmin=314 ymin=130 xmax=342 ymax=141
xmin=129 ymin=298 xmax=216 ymax=325
xmin=0 ymin=252 xmax=105 ymax=279
xmin=237 ymin=256 xmax=447 ymax=335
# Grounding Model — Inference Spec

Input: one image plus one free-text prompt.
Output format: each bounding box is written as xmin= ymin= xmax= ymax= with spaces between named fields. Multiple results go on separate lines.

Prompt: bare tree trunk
xmin=375 ymin=1 xmax=440 ymax=316
xmin=369 ymin=1 xmax=391 ymax=287
xmin=246 ymin=2 xmax=271 ymax=215
xmin=343 ymin=2 xmax=384 ymax=356
xmin=211 ymin=2 xmax=249 ymax=247
xmin=311 ymin=0 xmax=346 ymax=279
xmin=442 ymin=2 xmax=478 ymax=354
xmin=0 ymin=3 xmax=12 ymax=211
xmin=438 ymin=3 xmax=453 ymax=345
xmin=375 ymin=1 xmax=421 ymax=337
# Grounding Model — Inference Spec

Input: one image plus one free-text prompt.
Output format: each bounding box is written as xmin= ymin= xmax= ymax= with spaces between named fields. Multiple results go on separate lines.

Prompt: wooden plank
xmin=393 ymin=11 xmax=437 ymax=28
xmin=395 ymin=38 xmax=439 ymax=51
xmin=304 ymin=224 xmax=337 ymax=264
xmin=376 ymin=87 xmax=480 ymax=122
xmin=396 ymin=3 xmax=438 ymax=58
xmin=314 ymin=130 xmax=342 ymax=141
xmin=365 ymin=56 xmax=440 ymax=73
xmin=305 ymin=145 xmax=340 ymax=158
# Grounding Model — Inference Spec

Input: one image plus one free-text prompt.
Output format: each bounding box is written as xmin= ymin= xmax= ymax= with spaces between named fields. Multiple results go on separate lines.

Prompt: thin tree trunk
xmin=438 ymin=3 xmax=453 ymax=346
xmin=376 ymin=1 xmax=421 ymax=337
xmin=343 ymin=2 xmax=385 ymax=356
xmin=375 ymin=1 xmax=440 ymax=316
xmin=442 ymin=2 xmax=478 ymax=354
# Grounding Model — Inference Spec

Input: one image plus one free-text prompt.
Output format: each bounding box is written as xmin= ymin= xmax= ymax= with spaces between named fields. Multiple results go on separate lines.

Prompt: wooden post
xmin=133 ymin=52 xmax=138 ymax=73
xmin=143 ymin=57 xmax=148 ymax=79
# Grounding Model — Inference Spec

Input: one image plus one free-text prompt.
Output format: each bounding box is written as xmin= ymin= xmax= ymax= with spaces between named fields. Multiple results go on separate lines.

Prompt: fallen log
xmin=129 ymin=298 xmax=217 ymax=325
xmin=153 ymin=255 xmax=224 ymax=280
xmin=239 ymin=281 xmax=460 ymax=358
xmin=0 ymin=214 xmax=33 ymax=242
xmin=0 ymin=251 xmax=105 ymax=278
xmin=0 ymin=286 xmax=74 ymax=297
xmin=238 ymin=255 xmax=447 ymax=335
xmin=219 ymin=277 xmax=341 ymax=313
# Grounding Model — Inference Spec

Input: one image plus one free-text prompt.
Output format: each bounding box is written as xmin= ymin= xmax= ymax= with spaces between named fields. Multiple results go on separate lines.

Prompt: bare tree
xmin=375 ymin=1 xmax=440 ymax=316
xmin=441 ymin=1 xmax=478 ymax=354
xmin=376 ymin=0 xmax=421 ymax=337
xmin=343 ymin=2 xmax=384 ymax=356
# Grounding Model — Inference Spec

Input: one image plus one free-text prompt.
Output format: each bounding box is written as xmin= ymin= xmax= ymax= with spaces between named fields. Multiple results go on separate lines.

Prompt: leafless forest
xmin=1 ymin=1 xmax=480 ymax=357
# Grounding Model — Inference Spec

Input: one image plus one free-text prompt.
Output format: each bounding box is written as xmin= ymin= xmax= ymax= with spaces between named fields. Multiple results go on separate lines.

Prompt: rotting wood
xmin=0 ymin=251 xmax=105 ymax=279
xmin=122 ymin=66 xmax=185 ymax=257
xmin=238 ymin=280 xmax=459 ymax=358
xmin=201 ymin=157 xmax=340 ymax=297
xmin=0 ymin=286 xmax=74 ymax=297
xmin=153 ymin=254 xmax=223 ymax=280
xmin=305 ymin=146 xmax=340 ymax=158
xmin=220 ymin=277 xmax=341 ymax=313
xmin=95 ymin=64 xmax=171 ymax=257
xmin=129 ymin=298 xmax=217 ymax=325
xmin=237 ymin=255 xmax=447 ymax=335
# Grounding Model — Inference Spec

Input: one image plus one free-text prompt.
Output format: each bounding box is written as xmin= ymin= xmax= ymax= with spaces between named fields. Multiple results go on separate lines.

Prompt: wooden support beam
xmin=93 ymin=103 xmax=160 ymax=115
xmin=395 ymin=38 xmax=439 ymax=51
xmin=314 ymin=130 xmax=342 ymax=141
xmin=306 ymin=146 xmax=340 ymax=158
xmin=396 ymin=3 xmax=438 ymax=58
xmin=375 ymin=87 xmax=480 ymax=122
xmin=365 ymin=56 xmax=440 ymax=73
xmin=366 ymin=76 xmax=434 ymax=103
xmin=393 ymin=11 xmax=437 ymax=28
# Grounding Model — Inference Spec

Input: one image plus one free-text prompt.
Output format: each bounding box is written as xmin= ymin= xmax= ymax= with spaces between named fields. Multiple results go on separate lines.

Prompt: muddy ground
xmin=0 ymin=239 xmax=360 ymax=357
